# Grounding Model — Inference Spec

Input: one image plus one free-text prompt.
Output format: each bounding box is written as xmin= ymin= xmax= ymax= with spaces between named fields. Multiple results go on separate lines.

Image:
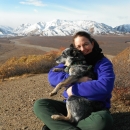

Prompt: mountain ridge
xmin=0 ymin=19 xmax=130 ymax=37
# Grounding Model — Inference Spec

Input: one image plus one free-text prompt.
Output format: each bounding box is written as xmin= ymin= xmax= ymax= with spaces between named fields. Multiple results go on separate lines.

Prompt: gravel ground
xmin=0 ymin=74 xmax=130 ymax=130
xmin=0 ymin=74 xmax=64 ymax=130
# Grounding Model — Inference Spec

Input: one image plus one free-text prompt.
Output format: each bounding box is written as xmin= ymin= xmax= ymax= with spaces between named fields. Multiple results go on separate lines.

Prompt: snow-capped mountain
xmin=114 ymin=24 xmax=130 ymax=33
xmin=0 ymin=19 xmax=130 ymax=37
xmin=0 ymin=25 xmax=15 ymax=36
xmin=14 ymin=22 xmax=46 ymax=36
xmin=13 ymin=19 xmax=118 ymax=36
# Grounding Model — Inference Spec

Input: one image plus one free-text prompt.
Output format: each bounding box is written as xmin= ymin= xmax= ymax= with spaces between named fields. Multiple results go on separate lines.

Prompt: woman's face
xmin=74 ymin=36 xmax=94 ymax=55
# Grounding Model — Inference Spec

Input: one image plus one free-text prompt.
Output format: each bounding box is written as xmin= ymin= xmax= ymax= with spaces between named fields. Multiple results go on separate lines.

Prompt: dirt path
xmin=11 ymin=39 xmax=58 ymax=52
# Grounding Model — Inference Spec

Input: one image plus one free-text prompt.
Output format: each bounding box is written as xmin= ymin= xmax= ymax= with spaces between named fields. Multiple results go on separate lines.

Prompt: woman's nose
xmin=80 ymin=46 xmax=84 ymax=51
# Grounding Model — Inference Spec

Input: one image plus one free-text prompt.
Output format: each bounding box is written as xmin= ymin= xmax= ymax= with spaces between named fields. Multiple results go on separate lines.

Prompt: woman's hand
xmin=78 ymin=76 xmax=92 ymax=82
xmin=66 ymin=76 xmax=92 ymax=97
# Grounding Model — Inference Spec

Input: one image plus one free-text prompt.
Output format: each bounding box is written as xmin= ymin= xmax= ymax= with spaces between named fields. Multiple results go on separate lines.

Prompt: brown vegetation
xmin=109 ymin=46 xmax=130 ymax=130
xmin=112 ymin=47 xmax=130 ymax=106
xmin=0 ymin=49 xmax=65 ymax=80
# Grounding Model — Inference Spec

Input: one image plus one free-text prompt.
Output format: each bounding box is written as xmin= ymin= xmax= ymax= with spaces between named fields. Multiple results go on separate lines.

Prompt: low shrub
xmin=0 ymin=48 xmax=64 ymax=79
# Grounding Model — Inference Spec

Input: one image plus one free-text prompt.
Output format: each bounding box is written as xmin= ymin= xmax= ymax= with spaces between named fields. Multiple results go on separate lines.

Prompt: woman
xmin=34 ymin=31 xmax=115 ymax=130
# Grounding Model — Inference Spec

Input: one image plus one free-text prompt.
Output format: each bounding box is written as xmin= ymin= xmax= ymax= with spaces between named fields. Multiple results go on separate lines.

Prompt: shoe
xmin=42 ymin=125 xmax=80 ymax=130
xmin=42 ymin=125 xmax=50 ymax=130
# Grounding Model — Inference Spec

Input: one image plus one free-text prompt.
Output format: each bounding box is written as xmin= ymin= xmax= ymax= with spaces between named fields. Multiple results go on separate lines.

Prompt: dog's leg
xmin=49 ymin=82 xmax=64 ymax=96
xmin=65 ymin=102 xmax=74 ymax=122
xmin=51 ymin=103 xmax=73 ymax=122
xmin=49 ymin=76 xmax=79 ymax=96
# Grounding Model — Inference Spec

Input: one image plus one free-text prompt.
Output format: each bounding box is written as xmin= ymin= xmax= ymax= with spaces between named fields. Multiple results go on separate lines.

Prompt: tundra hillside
xmin=0 ymin=36 xmax=130 ymax=130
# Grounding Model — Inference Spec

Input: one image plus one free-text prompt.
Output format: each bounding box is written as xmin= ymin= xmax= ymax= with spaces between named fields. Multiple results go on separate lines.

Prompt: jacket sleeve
xmin=48 ymin=63 xmax=69 ymax=87
xmin=72 ymin=57 xmax=115 ymax=101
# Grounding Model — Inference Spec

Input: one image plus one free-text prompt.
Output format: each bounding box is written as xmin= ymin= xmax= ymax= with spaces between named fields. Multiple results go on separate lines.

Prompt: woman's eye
xmin=76 ymin=46 xmax=80 ymax=49
xmin=84 ymin=42 xmax=90 ymax=46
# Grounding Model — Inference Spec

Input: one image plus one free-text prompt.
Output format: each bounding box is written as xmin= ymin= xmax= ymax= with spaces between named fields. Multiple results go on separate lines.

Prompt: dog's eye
xmin=72 ymin=51 xmax=77 ymax=57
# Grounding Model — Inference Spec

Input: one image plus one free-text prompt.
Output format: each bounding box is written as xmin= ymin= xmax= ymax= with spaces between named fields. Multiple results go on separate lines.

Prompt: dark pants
xmin=33 ymin=99 xmax=113 ymax=130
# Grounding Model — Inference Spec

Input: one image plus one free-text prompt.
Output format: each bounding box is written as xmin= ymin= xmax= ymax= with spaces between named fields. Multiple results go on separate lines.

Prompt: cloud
xmin=20 ymin=0 xmax=47 ymax=7
xmin=0 ymin=2 xmax=129 ymax=28
xmin=118 ymin=16 xmax=129 ymax=20
xmin=33 ymin=9 xmax=38 ymax=13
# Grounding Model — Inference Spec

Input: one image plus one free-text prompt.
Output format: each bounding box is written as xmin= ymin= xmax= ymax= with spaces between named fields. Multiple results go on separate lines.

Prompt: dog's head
xmin=56 ymin=45 xmax=86 ymax=66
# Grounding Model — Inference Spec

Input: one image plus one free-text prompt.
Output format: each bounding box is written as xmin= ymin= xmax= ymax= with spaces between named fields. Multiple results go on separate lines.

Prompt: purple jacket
xmin=48 ymin=57 xmax=115 ymax=108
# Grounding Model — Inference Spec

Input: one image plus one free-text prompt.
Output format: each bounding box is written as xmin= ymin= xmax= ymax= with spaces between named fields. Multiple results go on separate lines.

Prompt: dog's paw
xmin=51 ymin=115 xmax=60 ymax=120
xmin=51 ymin=114 xmax=64 ymax=120
xmin=49 ymin=92 xmax=57 ymax=96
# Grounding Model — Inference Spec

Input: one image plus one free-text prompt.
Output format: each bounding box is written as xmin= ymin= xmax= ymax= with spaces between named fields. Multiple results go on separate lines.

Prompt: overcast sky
xmin=0 ymin=0 xmax=130 ymax=28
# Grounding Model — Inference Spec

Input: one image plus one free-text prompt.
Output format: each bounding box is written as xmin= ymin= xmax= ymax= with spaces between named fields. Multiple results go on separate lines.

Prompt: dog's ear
xmin=70 ymin=44 xmax=74 ymax=48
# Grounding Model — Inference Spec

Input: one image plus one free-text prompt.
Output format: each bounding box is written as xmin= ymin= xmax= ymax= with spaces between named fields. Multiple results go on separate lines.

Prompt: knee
xmin=34 ymin=99 xmax=42 ymax=108
xmin=93 ymin=111 xmax=113 ymax=130
xmin=33 ymin=99 xmax=50 ymax=113
xmin=34 ymin=99 xmax=49 ymax=108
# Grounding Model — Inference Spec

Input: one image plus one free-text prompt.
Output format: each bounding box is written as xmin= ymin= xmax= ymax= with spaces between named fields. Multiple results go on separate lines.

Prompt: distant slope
xmin=112 ymin=47 xmax=130 ymax=88
xmin=114 ymin=24 xmax=130 ymax=33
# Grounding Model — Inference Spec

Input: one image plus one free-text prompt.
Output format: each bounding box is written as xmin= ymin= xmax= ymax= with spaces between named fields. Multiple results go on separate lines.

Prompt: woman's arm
xmin=70 ymin=58 xmax=115 ymax=101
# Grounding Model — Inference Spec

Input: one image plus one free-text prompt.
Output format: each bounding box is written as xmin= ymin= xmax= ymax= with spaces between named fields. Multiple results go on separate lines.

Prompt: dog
xmin=49 ymin=45 xmax=95 ymax=96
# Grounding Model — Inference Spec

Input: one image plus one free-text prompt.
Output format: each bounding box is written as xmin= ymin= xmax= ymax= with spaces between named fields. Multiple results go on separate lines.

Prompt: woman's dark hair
xmin=72 ymin=31 xmax=104 ymax=65
xmin=73 ymin=31 xmax=93 ymax=43
xmin=72 ymin=31 xmax=101 ymax=53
